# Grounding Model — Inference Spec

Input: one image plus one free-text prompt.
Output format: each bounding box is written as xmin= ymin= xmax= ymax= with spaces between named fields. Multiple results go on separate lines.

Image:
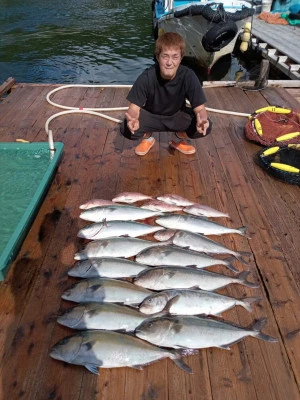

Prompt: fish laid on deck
xmin=139 ymin=289 xmax=261 ymax=316
xmin=135 ymin=245 xmax=239 ymax=272
xmin=80 ymin=204 xmax=162 ymax=222
xmin=156 ymin=193 xmax=195 ymax=206
xmin=141 ymin=199 xmax=183 ymax=212
xmin=134 ymin=267 xmax=258 ymax=291
xmin=156 ymin=214 xmax=249 ymax=236
xmin=77 ymin=220 xmax=164 ymax=240
xmin=58 ymin=302 xmax=151 ymax=332
xmin=74 ymin=237 xmax=171 ymax=260
xmin=79 ymin=199 xmax=117 ymax=210
xmin=172 ymin=230 xmax=248 ymax=264
xmin=154 ymin=229 xmax=178 ymax=241
xmin=156 ymin=194 xmax=229 ymax=217
xmin=50 ymin=330 xmax=192 ymax=374
xmin=135 ymin=316 xmax=277 ymax=349
xmin=68 ymin=257 xmax=149 ymax=279
xmin=112 ymin=192 xmax=153 ymax=203
xmin=61 ymin=278 xmax=152 ymax=305
xmin=183 ymin=204 xmax=230 ymax=218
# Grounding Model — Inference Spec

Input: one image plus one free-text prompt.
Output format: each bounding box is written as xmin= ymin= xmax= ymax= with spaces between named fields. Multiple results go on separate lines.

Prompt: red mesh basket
xmin=245 ymin=107 xmax=300 ymax=146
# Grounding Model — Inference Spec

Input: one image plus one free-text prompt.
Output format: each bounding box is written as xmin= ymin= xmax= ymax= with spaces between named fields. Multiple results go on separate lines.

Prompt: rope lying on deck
xmin=45 ymin=84 xmax=251 ymax=151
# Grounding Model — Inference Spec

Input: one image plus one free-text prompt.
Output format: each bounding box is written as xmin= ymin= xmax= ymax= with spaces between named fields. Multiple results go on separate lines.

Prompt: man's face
xmin=157 ymin=46 xmax=182 ymax=80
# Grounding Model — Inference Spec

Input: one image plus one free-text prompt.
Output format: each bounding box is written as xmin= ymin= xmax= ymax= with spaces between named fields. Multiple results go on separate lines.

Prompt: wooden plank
xmin=252 ymin=17 xmax=300 ymax=64
xmin=0 ymin=83 xmax=299 ymax=400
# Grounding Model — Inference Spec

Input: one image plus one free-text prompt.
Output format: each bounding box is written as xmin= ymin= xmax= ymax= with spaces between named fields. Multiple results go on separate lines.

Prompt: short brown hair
xmin=155 ymin=32 xmax=186 ymax=57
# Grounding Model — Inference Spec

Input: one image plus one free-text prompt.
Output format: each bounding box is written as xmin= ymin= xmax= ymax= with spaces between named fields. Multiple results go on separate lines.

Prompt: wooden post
xmin=0 ymin=77 xmax=16 ymax=98
xmin=254 ymin=60 xmax=270 ymax=90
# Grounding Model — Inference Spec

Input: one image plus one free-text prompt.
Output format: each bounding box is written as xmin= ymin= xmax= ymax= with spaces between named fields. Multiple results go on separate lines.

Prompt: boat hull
xmin=155 ymin=14 xmax=249 ymax=69
xmin=153 ymin=1 xmax=255 ymax=70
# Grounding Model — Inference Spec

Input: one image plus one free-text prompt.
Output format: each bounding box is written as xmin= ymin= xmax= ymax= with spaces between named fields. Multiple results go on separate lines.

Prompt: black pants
xmin=120 ymin=108 xmax=212 ymax=141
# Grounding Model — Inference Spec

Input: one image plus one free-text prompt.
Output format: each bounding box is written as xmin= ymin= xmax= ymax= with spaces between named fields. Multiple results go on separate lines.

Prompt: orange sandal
xmin=169 ymin=140 xmax=195 ymax=155
xmin=135 ymin=137 xmax=155 ymax=156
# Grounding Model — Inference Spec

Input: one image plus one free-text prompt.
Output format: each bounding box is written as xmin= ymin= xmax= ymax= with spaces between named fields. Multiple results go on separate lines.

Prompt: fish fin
xmin=190 ymin=285 xmax=201 ymax=289
xmin=237 ymin=270 xmax=259 ymax=289
xmin=237 ymin=226 xmax=251 ymax=239
xmin=170 ymin=354 xmax=193 ymax=374
xmin=241 ymin=297 xmax=262 ymax=312
xmin=162 ymin=295 xmax=181 ymax=313
xmin=129 ymin=364 xmax=143 ymax=370
xmin=218 ymin=344 xmax=231 ymax=350
xmin=194 ymin=313 xmax=210 ymax=317
xmin=85 ymin=364 xmax=100 ymax=374
xmin=250 ymin=318 xmax=278 ymax=343
xmin=186 ymin=264 xmax=199 ymax=269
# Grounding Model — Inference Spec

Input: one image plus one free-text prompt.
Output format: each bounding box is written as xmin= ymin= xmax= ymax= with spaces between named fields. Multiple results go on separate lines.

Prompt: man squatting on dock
xmin=120 ymin=32 xmax=212 ymax=155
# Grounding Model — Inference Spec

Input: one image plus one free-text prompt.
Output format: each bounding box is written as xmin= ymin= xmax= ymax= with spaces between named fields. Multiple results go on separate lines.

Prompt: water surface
xmin=0 ymin=0 xmax=154 ymax=84
xmin=0 ymin=0 xmax=284 ymax=84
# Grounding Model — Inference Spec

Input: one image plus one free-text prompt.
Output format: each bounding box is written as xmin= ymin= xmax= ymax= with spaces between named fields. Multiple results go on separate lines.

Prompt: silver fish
xmin=141 ymin=200 xmax=183 ymax=212
xmin=68 ymin=258 xmax=149 ymax=279
xmin=78 ymin=220 xmax=164 ymax=240
xmin=62 ymin=278 xmax=152 ymax=305
xmin=156 ymin=214 xmax=249 ymax=237
xmin=79 ymin=199 xmax=118 ymax=210
xmin=183 ymin=204 xmax=229 ymax=218
xmin=156 ymin=194 xmax=194 ymax=206
xmin=134 ymin=267 xmax=258 ymax=291
xmin=135 ymin=245 xmax=238 ymax=272
xmin=112 ymin=192 xmax=153 ymax=203
xmin=172 ymin=230 xmax=248 ymax=264
xmin=50 ymin=330 xmax=192 ymax=374
xmin=153 ymin=229 xmax=177 ymax=241
xmin=57 ymin=302 xmax=151 ymax=331
xmin=139 ymin=289 xmax=260 ymax=315
xmin=80 ymin=205 xmax=161 ymax=222
xmin=135 ymin=316 xmax=277 ymax=349
xmin=74 ymin=237 xmax=171 ymax=260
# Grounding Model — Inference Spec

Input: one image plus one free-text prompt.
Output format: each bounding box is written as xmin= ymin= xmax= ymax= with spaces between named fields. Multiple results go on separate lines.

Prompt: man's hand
xmin=196 ymin=116 xmax=209 ymax=135
xmin=125 ymin=112 xmax=140 ymax=134
xmin=126 ymin=103 xmax=141 ymax=134
xmin=194 ymin=105 xmax=209 ymax=136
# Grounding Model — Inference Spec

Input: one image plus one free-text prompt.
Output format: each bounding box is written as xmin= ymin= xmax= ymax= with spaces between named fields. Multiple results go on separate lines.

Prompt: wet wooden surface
xmin=0 ymin=82 xmax=299 ymax=400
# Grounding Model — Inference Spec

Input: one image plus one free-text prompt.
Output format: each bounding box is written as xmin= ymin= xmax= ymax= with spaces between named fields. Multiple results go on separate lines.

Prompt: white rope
xmin=45 ymin=84 xmax=251 ymax=150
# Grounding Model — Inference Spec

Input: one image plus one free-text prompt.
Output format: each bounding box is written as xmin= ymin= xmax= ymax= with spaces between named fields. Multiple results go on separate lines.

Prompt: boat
xmin=152 ymin=0 xmax=256 ymax=70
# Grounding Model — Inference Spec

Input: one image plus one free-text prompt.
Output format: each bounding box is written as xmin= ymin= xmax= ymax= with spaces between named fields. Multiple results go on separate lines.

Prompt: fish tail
xmin=222 ymin=256 xmax=239 ymax=273
xmin=251 ymin=318 xmax=278 ymax=343
xmin=237 ymin=226 xmax=251 ymax=239
xmin=226 ymin=263 xmax=239 ymax=273
xmin=237 ymin=271 xmax=259 ymax=288
xmin=241 ymin=296 xmax=262 ymax=312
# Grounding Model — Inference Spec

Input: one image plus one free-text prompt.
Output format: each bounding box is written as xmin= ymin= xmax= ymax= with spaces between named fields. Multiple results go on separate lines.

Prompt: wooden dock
xmin=251 ymin=16 xmax=300 ymax=79
xmin=0 ymin=81 xmax=299 ymax=400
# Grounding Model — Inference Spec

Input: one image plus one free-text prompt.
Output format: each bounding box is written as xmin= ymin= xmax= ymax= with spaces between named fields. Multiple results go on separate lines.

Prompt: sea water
xmin=0 ymin=0 xmax=283 ymax=85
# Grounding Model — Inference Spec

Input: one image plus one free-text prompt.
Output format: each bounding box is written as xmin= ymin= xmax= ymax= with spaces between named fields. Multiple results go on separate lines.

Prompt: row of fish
xmin=50 ymin=192 xmax=277 ymax=375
